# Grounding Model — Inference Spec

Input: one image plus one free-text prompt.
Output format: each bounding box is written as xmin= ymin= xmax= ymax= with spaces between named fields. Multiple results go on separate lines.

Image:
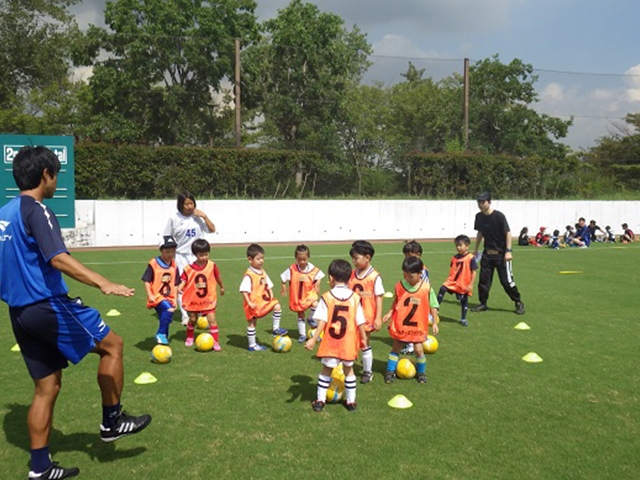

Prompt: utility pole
xmin=235 ymin=38 xmax=241 ymax=148
xmin=463 ymin=57 xmax=469 ymax=151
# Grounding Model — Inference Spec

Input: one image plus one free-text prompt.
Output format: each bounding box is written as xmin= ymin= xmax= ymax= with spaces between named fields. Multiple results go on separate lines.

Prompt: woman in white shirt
xmin=163 ymin=191 xmax=216 ymax=324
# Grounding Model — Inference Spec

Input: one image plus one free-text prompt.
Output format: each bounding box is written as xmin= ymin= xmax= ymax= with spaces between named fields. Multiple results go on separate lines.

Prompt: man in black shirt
xmin=472 ymin=192 xmax=525 ymax=315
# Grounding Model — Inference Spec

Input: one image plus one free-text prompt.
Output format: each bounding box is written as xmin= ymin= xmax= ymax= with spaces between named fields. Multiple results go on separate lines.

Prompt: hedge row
xmin=75 ymin=144 xmax=581 ymax=199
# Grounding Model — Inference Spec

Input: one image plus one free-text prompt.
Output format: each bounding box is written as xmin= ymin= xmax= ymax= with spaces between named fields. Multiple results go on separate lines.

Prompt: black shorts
xmin=10 ymin=296 xmax=111 ymax=379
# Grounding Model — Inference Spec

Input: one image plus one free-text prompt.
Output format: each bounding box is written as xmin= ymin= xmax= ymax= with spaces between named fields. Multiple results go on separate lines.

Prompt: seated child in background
xmin=401 ymin=240 xmax=440 ymax=354
xmin=383 ymin=256 xmax=439 ymax=384
xmin=548 ymin=229 xmax=563 ymax=249
xmin=305 ymin=259 xmax=367 ymax=412
xmin=605 ymin=226 xmax=616 ymax=243
xmin=142 ymin=235 xmax=180 ymax=345
xmin=563 ymin=225 xmax=574 ymax=244
xmin=518 ymin=227 xmax=530 ymax=246
xmin=280 ymin=244 xmax=325 ymax=343
xmin=621 ymin=223 xmax=635 ymax=243
xmin=437 ymin=235 xmax=478 ymax=327
xmin=535 ymin=227 xmax=550 ymax=246
xmin=240 ymin=243 xmax=285 ymax=351
xmin=180 ymin=239 xmax=224 ymax=350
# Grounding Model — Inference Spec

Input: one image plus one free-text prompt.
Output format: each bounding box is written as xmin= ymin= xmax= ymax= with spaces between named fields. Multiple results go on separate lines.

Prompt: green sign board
xmin=1 ymin=134 xmax=75 ymax=228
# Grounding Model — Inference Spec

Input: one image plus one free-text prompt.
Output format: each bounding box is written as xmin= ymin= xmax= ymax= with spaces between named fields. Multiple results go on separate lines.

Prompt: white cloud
xmin=540 ymin=83 xmax=565 ymax=102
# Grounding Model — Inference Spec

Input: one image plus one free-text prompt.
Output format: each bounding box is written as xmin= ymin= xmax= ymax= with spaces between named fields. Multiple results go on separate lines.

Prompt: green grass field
xmin=1 ymin=241 xmax=639 ymax=479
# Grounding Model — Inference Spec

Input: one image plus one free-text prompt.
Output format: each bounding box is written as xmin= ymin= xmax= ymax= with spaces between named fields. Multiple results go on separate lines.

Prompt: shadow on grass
xmin=438 ymin=315 xmax=462 ymax=324
xmin=226 ymin=334 xmax=249 ymax=350
xmin=133 ymin=336 xmax=157 ymax=352
xmin=286 ymin=375 xmax=315 ymax=403
xmin=3 ymin=404 xmax=147 ymax=463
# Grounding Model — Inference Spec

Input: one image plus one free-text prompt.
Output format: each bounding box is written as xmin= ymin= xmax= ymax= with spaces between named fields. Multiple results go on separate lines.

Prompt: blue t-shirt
xmin=575 ymin=225 xmax=591 ymax=246
xmin=0 ymin=195 xmax=69 ymax=307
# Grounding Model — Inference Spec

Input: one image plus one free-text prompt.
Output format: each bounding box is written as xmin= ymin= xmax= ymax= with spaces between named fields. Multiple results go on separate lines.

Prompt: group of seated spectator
xmin=518 ymin=218 xmax=635 ymax=249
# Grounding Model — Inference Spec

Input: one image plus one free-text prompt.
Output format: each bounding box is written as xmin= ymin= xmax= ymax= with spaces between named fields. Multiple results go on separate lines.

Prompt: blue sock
xmin=30 ymin=446 xmax=51 ymax=473
xmin=416 ymin=355 xmax=427 ymax=374
xmin=102 ymin=402 xmax=121 ymax=428
xmin=386 ymin=352 xmax=399 ymax=372
xmin=156 ymin=301 xmax=173 ymax=336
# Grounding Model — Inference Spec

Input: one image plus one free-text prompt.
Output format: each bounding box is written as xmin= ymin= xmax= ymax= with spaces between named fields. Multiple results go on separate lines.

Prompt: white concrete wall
xmin=64 ymin=199 xmax=640 ymax=248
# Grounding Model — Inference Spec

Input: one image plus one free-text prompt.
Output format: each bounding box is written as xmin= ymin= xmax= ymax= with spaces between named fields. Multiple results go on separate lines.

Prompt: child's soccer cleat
xmin=515 ymin=301 xmax=525 ymax=315
xmin=307 ymin=317 xmax=318 ymax=328
xmin=400 ymin=343 xmax=414 ymax=355
xmin=213 ymin=342 xmax=221 ymax=351
xmin=155 ymin=333 xmax=169 ymax=345
xmin=312 ymin=400 xmax=325 ymax=412
xmin=344 ymin=401 xmax=357 ymax=412
xmin=473 ymin=304 xmax=489 ymax=312
xmin=360 ymin=371 xmax=373 ymax=384
xmin=248 ymin=344 xmax=268 ymax=352
xmin=459 ymin=319 xmax=469 ymax=327
xmin=184 ymin=337 xmax=194 ymax=347
xmin=384 ymin=371 xmax=396 ymax=384
xmin=100 ymin=411 xmax=152 ymax=443
xmin=298 ymin=334 xmax=307 ymax=343
xmin=416 ymin=373 xmax=427 ymax=384
xmin=28 ymin=462 xmax=79 ymax=479
xmin=272 ymin=327 xmax=288 ymax=336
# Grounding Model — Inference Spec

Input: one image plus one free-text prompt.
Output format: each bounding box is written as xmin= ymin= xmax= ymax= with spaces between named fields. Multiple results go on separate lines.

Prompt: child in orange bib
xmin=348 ymin=240 xmax=384 ymax=384
xmin=141 ymin=236 xmax=180 ymax=345
xmin=437 ymin=235 xmax=478 ymax=327
xmin=305 ymin=259 xmax=367 ymax=412
xmin=280 ymin=245 xmax=325 ymax=344
xmin=383 ymin=256 xmax=439 ymax=384
xmin=179 ymin=239 xmax=225 ymax=350
xmin=239 ymin=244 xmax=285 ymax=351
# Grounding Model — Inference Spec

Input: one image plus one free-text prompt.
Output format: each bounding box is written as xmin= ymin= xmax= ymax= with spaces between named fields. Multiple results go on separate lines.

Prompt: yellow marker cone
xmin=11 ymin=343 xmax=20 ymax=352
xmin=134 ymin=372 xmax=158 ymax=385
xmin=388 ymin=394 xmax=413 ymax=409
xmin=522 ymin=352 xmax=543 ymax=363
xmin=106 ymin=309 xmax=121 ymax=316
xmin=514 ymin=322 xmax=531 ymax=331
xmin=558 ymin=271 xmax=582 ymax=274
xmin=383 ymin=291 xmax=394 ymax=298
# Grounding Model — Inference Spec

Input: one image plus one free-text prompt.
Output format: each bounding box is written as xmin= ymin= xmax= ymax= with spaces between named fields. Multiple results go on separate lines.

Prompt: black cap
xmin=476 ymin=191 xmax=491 ymax=202
xmin=159 ymin=235 xmax=178 ymax=249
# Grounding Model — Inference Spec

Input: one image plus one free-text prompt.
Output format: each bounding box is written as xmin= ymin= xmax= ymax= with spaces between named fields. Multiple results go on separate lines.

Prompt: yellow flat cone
xmin=522 ymin=352 xmax=543 ymax=363
xmin=514 ymin=322 xmax=530 ymax=331
xmin=106 ymin=309 xmax=121 ymax=316
xmin=558 ymin=271 xmax=582 ymax=274
xmin=134 ymin=372 xmax=157 ymax=385
xmin=11 ymin=343 xmax=20 ymax=352
xmin=383 ymin=291 xmax=394 ymax=298
xmin=388 ymin=394 xmax=413 ymax=409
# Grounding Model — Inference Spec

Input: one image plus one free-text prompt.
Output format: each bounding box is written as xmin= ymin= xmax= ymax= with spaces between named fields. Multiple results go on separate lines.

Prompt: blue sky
xmin=71 ymin=0 xmax=640 ymax=150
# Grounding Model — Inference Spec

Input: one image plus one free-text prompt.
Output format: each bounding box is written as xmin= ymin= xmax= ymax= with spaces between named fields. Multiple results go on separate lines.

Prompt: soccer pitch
xmin=1 ymin=241 xmax=639 ymax=479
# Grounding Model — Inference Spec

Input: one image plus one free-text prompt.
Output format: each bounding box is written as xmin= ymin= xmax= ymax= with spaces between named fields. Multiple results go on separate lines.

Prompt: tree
xmin=242 ymin=0 xmax=371 ymax=158
xmin=466 ymin=55 xmax=572 ymax=159
xmin=81 ymin=0 xmax=259 ymax=145
xmin=0 ymin=0 xmax=82 ymax=132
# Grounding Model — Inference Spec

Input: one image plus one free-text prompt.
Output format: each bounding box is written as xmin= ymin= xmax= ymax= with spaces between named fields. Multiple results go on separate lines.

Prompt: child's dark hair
xmin=553 ymin=229 xmax=560 ymax=236
xmin=13 ymin=146 xmax=62 ymax=191
xmin=402 ymin=256 xmax=424 ymax=274
xmin=402 ymin=240 xmax=422 ymax=256
xmin=350 ymin=240 xmax=375 ymax=259
xmin=520 ymin=227 xmax=528 ymax=234
xmin=454 ymin=234 xmax=471 ymax=246
xmin=247 ymin=243 xmax=265 ymax=258
xmin=606 ymin=225 xmax=611 ymax=230
xmin=191 ymin=239 xmax=210 ymax=255
xmin=327 ymin=259 xmax=352 ymax=283
xmin=295 ymin=244 xmax=310 ymax=257
xmin=177 ymin=191 xmax=196 ymax=214
xmin=566 ymin=225 xmax=572 ymax=230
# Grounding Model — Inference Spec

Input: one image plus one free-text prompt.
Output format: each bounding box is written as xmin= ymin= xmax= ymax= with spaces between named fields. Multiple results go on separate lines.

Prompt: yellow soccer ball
xmin=272 ymin=335 xmax=292 ymax=353
xmin=331 ymin=364 xmax=345 ymax=382
xmin=195 ymin=333 xmax=214 ymax=352
xmin=307 ymin=328 xmax=324 ymax=341
xmin=196 ymin=316 xmax=209 ymax=330
xmin=423 ymin=335 xmax=439 ymax=354
xmin=151 ymin=344 xmax=172 ymax=364
xmin=396 ymin=358 xmax=416 ymax=379
xmin=326 ymin=378 xmax=345 ymax=403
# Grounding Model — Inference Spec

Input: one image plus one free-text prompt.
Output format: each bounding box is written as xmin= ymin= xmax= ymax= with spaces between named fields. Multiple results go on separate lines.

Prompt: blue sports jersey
xmin=0 ymin=196 xmax=69 ymax=307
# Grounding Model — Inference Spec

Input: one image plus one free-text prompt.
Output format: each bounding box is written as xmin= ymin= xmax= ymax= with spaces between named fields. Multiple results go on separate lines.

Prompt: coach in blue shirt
xmin=0 ymin=146 xmax=151 ymax=479
xmin=570 ymin=217 xmax=591 ymax=248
